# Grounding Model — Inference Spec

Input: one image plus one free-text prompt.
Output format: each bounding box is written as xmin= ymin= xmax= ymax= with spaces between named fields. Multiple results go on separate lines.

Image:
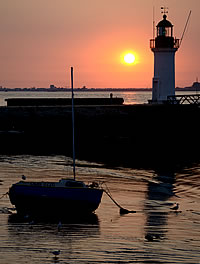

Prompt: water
xmin=0 ymin=155 xmax=200 ymax=264
xmin=0 ymin=90 xmax=153 ymax=106
xmin=0 ymin=90 xmax=198 ymax=106
xmin=0 ymin=91 xmax=200 ymax=263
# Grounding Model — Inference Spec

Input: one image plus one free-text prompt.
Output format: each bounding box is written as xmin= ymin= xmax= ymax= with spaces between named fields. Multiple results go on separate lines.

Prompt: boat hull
xmin=9 ymin=184 xmax=103 ymax=217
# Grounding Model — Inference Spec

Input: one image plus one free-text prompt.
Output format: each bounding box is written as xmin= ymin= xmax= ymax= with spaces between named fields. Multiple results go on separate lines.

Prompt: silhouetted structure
xmin=150 ymin=10 xmax=179 ymax=103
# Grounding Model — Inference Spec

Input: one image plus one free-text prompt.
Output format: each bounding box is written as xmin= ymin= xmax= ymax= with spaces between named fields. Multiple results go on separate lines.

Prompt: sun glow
xmin=124 ymin=53 xmax=135 ymax=64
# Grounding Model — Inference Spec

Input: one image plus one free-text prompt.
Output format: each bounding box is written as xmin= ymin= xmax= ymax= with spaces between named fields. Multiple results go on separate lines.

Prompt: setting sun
xmin=124 ymin=53 xmax=135 ymax=64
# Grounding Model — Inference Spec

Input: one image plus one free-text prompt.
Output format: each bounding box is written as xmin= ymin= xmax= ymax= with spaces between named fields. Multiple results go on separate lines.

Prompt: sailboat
xmin=8 ymin=67 xmax=103 ymax=217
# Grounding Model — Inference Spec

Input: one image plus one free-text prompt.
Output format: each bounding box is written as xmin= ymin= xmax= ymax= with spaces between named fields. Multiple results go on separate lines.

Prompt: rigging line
xmin=180 ymin=10 xmax=192 ymax=47
xmin=153 ymin=6 xmax=155 ymax=40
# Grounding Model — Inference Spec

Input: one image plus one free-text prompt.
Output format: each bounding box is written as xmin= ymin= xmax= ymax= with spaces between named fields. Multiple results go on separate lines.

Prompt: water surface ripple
xmin=0 ymin=155 xmax=200 ymax=263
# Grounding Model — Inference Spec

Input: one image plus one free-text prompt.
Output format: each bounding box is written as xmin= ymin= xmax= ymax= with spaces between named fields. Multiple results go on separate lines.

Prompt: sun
xmin=120 ymin=51 xmax=138 ymax=66
xmin=124 ymin=53 xmax=135 ymax=64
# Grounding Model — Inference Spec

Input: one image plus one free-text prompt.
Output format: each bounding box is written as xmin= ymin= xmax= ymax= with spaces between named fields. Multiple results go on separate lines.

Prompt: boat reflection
xmin=8 ymin=212 xmax=100 ymax=242
xmin=8 ymin=211 xmax=99 ymax=224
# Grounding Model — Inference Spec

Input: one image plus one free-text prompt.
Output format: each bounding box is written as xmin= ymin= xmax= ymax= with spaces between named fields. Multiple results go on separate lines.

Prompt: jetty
xmin=5 ymin=97 xmax=124 ymax=107
xmin=0 ymin=99 xmax=200 ymax=167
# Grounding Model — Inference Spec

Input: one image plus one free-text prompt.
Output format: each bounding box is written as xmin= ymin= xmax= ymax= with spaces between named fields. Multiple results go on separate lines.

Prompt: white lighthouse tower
xmin=150 ymin=8 xmax=180 ymax=103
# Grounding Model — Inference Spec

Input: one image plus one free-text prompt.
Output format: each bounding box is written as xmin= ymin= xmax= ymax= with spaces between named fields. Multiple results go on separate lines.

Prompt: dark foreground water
xmin=0 ymin=155 xmax=200 ymax=264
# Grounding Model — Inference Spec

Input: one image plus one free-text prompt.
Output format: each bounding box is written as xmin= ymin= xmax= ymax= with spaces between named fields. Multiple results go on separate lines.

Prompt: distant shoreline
xmin=0 ymin=87 xmax=151 ymax=92
xmin=0 ymin=86 xmax=199 ymax=92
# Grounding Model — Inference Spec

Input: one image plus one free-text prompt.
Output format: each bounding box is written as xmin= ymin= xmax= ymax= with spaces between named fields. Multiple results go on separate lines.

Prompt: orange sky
xmin=0 ymin=0 xmax=199 ymax=88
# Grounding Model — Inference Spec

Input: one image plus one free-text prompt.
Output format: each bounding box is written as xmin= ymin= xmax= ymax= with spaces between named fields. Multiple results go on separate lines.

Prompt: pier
xmin=5 ymin=97 xmax=124 ymax=107
xmin=0 ymin=103 xmax=200 ymax=167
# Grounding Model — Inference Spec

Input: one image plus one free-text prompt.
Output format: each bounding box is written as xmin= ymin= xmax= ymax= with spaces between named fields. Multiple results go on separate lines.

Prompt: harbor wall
xmin=0 ymin=104 xmax=199 ymax=167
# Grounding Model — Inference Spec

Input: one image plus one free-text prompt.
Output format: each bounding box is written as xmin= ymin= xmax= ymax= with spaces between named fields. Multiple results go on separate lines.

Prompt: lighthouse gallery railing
xmin=150 ymin=38 xmax=180 ymax=49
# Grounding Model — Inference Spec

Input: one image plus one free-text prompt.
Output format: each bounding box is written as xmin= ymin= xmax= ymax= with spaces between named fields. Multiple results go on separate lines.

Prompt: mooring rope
xmin=103 ymin=184 xmax=136 ymax=214
xmin=0 ymin=192 xmax=9 ymax=200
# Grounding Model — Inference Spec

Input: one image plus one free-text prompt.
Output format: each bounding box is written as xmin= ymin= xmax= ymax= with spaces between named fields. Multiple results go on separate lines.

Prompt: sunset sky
xmin=0 ymin=0 xmax=199 ymax=88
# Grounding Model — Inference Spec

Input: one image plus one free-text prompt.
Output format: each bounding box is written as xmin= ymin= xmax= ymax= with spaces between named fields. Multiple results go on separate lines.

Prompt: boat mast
xmin=71 ymin=67 xmax=76 ymax=180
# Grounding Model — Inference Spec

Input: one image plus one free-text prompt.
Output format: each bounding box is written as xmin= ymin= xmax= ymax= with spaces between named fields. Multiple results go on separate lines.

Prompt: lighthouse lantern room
xmin=150 ymin=8 xmax=180 ymax=103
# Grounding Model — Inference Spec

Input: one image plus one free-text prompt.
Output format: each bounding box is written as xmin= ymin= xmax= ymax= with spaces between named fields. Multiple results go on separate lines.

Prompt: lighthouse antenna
xmin=153 ymin=6 xmax=155 ymax=39
xmin=180 ymin=10 xmax=192 ymax=47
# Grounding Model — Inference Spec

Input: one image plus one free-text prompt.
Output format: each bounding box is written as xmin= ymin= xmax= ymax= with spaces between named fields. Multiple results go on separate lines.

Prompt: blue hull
xmin=9 ymin=184 xmax=103 ymax=217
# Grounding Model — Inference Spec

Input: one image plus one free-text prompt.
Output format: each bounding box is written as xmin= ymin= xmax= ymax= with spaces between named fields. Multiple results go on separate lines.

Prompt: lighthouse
xmin=150 ymin=8 xmax=180 ymax=103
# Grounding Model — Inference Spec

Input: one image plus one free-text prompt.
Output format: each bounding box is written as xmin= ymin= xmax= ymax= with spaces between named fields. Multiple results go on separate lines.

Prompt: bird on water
xmin=170 ymin=202 xmax=179 ymax=211
xmin=51 ymin=250 xmax=60 ymax=258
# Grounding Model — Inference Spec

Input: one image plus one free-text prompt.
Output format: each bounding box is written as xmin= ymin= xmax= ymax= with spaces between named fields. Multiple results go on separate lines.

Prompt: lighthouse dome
xmin=157 ymin=15 xmax=173 ymax=28
xmin=150 ymin=12 xmax=179 ymax=50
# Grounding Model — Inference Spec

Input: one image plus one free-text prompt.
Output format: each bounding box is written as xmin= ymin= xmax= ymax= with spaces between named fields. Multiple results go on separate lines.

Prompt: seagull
xmin=170 ymin=202 xmax=179 ymax=211
xmin=22 ymin=175 xmax=26 ymax=180
xmin=51 ymin=250 xmax=60 ymax=258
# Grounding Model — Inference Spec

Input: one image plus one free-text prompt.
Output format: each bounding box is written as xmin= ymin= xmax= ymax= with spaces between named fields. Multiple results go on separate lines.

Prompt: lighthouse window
xmin=158 ymin=27 xmax=165 ymax=36
xmin=158 ymin=27 xmax=171 ymax=37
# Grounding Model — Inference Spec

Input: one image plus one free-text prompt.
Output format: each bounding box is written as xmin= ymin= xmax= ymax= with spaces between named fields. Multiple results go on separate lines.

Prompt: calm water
xmin=0 ymin=91 xmax=200 ymax=263
xmin=0 ymin=156 xmax=200 ymax=264
xmin=0 ymin=90 xmax=198 ymax=106
xmin=0 ymin=90 xmax=153 ymax=106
